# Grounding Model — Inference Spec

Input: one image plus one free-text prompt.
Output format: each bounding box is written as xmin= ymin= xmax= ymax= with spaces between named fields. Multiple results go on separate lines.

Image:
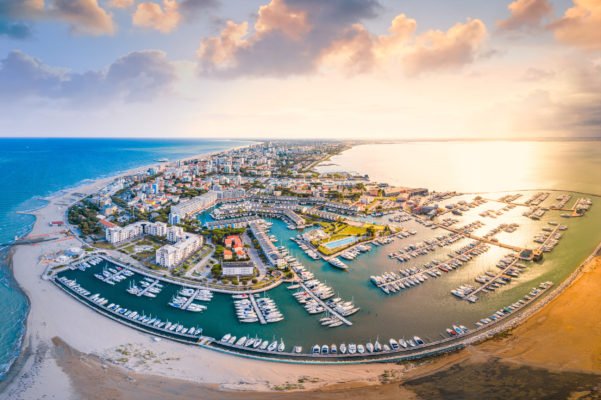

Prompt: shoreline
xmin=0 ymin=142 xmax=257 ymax=387
xmin=2 ymin=142 xmax=600 ymax=397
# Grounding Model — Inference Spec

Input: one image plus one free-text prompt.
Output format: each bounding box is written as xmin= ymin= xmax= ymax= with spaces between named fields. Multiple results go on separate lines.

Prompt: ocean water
xmin=0 ymin=138 xmax=253 ymax=379
xmin=318 ymin=140 xmax=601 ymax=195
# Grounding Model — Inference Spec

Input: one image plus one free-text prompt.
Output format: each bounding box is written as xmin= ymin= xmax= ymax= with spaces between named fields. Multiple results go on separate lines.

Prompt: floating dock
xmin=299 ymin=282 xmax=352 ymax=326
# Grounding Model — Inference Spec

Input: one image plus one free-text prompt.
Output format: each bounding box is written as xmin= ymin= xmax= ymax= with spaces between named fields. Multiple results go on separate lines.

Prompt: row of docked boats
xmin=290 ymin=236 xmax=321 ymax=260
xmin=94 ymin=265 xmax=134 ymax=285
xmin=551 ymin=194 xmax=571 ymax=209
xmin=106 ymin=302 xmax=203 ymax=337
xmin=58 ymin=276 xmax=91 ymax=297
xmin=475 ymin=281 xmax=553 ymax=327
xmin=220 ymin=334 xmax=288 ymax=352
xmin=72 ymin=256 xmax=103 ymax=271
xmin=126 ymin=277 xmax=163 ymax=298
xmin=56 ymin=276 xmax=203 ymax=339
xmin=454 ymin=254 xmax=518 ymax=302
xmin=234 ymin=295 xmax=284 ymax=324
xmin=389 ymin=233 xmax=464 ymax=262
xmin=311 ymin=336 xmax=425 ymax=356
xmin=445 ymin=325 xmax=469 ymax=337
xmin=374 ymin=242 xmax=489 ymax=295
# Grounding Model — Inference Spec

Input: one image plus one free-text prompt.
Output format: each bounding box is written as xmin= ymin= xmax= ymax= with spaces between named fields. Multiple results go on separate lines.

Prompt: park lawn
xmin=94 ymin=241 xmax=115 ymax=250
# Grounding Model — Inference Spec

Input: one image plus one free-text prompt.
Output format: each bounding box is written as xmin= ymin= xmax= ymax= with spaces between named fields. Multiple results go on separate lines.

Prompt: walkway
xmin=137 ymin=279 xmax=159 ymax=297
xmin=248 ymin=295 xmax=267 ymax=325
xmin=298 ymin=282 xmax=353 ymax=326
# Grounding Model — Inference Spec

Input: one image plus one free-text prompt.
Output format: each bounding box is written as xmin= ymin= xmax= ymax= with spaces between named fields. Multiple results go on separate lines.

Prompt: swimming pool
xmin=322 ymin=236 xmax=358 ymax=250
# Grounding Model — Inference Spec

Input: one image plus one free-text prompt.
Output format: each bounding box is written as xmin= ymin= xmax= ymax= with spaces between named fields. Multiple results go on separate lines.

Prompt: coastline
xmin=2 ymin=142 xmax=600 ymax=397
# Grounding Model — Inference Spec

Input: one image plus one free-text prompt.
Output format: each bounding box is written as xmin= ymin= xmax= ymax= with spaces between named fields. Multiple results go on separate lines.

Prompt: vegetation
xmin=68 ymin=202 xmax=102 ymax=236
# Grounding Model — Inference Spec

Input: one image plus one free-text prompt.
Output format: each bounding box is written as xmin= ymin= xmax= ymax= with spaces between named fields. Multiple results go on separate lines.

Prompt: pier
xmin=298 ymin=282 xmax=353 ymax=326
xmin=466 ymin=257 xmax=519 ymax=300
xmin=432 ymin=222 xmax=525 ymax=252
xmin=104 ymin=268 xmax=128 ymax=284
xmin=181 ymin=289 xmax=200 ymax=310
xmin=537 ymin=225 xmax=561 ymax=251
xmin=375 ymin=242 xmax=488 ymax=289
xmin=248 ymin=295 xmax=267 ymax=325
xmin=137 ymin=279 xmax=159 ymax=297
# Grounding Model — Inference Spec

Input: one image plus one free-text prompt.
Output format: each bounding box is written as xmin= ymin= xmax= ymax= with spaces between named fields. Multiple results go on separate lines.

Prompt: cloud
xmin=403 ymin=18 xmax=487 ymax=76
xmin=255 ymin=0 xmax=311 ymax=40
xmin=319 ymin=14 xmax=417 ymax=74
xmin=0 ymin=0 xmax=115 ymax=36
xmin=197 ymin=0 xmax=381 ymax=77
xmin=109 ymin=0 xmax=134 ymax=8
xmin=548 ymin=0 xmax=601 ymax=50
xmin=48 ymin=0 xmax=116 ymax=36
xmin=197 ymin=1 xmax=487 ymax=78
xmin=133 ymin=0 xmax=181 ymax=33
xmin=0 ymin=50 xmax=177 ymax=103
xmin=497 ymin=0 xmax=553 ymax=30
xmin=179 ymin=0 xmax=219 ymax=20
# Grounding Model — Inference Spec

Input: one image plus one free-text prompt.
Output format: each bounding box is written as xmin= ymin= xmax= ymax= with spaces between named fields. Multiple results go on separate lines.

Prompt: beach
xmin=2 ymin=175 xmax=600 ymax=399
xmin=1 ymin=141 xmax=600 ymax=399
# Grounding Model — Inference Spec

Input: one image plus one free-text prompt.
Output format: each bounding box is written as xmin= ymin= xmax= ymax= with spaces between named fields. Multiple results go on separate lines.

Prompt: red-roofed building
xmin=99 ymin=219 xmax=117 ymax=229
xmin=224 ymin=235 xmax=243 ymax=249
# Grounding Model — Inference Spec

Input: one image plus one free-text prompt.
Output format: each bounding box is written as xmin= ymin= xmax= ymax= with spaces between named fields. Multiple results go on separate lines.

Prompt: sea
xmin=1 ymin=138 xmax=600 ymax=380
xmin=0 ymin=138 xmax=254 ymax=379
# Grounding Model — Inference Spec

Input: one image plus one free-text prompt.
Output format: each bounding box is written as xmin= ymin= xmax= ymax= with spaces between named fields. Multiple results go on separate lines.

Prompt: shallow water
xmin=0 ymin=138 xmax=253 ymax=379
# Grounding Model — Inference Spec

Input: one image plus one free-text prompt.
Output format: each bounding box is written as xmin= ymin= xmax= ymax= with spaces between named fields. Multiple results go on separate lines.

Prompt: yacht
xmin=339 ymin=343 xmax=347 ymax=354
xmin=366 ymin=342 xmax=374 ymax=353
xmin=312 ymin=345 xmax=320 ymax=355
xmin=374 ymin=340 xmax=382 ymax=352
xmin=348 ymin=343 xmax=357 ymax=354
xmin=357 ymin=344 xmax=365 ymax=354
xmin=389 ymin=338 xmax=399 ymax=350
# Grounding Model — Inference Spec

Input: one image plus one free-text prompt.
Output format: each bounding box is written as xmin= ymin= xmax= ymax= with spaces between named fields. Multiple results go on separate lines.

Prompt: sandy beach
xmin=1 ymin=159 xmax=599 ymax=399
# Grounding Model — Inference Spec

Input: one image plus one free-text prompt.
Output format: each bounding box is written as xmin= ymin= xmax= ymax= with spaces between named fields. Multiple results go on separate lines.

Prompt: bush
xmin=251 ymin=278 xmax=258 ymax=284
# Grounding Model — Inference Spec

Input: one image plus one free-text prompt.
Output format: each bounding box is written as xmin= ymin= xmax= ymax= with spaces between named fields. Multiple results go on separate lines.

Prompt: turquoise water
xmin=0 ymin=138 xmax=253 ymax=379
xmin=323 ymin=236 xmax=358 ymax=249
xmin=56 ymin=190 xmax=601 ymax=353
xmin=2 ymin=139 xmax=600 ymax=373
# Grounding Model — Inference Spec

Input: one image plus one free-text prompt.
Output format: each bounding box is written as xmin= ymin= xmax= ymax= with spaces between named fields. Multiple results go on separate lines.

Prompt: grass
xmin=93 ymin=241 xmax=115 ymax=250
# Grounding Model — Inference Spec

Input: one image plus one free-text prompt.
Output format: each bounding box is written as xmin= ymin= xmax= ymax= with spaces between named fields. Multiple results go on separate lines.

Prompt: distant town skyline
xmin=0 ymin=0 xmax=599 ymax=139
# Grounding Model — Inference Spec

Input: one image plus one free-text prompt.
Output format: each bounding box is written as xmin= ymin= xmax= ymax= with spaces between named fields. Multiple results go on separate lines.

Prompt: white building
xmin=168 ymin=191 xmax=219 ymax=224
xmin=155 ymin=234 xmax=202 ymax=269
xmin=166 ymin=226 xmax=184 ymax=243
xmin=105 ymin=221 xmax=167 ymax=245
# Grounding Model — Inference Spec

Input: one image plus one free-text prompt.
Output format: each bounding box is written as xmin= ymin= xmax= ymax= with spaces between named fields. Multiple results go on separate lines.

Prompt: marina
xmin=45 ymin=175 xmax=600 ymax=365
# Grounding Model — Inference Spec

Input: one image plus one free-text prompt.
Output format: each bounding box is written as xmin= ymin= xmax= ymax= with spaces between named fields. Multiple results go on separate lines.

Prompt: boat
xmin=321 ymin=345 xmax=329 ymax=355
xmin=366 ymin=342 xmax=374 ymax=353
xmin=330 ymin=344 xmax=337 ymax=354
xmin=221 ymin=333 xmax=231 ymax=342
xmin=259 ymin=340 xmax=269 ymax=350
xmin=414 ymin=336 xmax=424 ymax=345
xmin=374 ymin=340 xmax=382 ymax=352
xmin=348 ymin=343 xmax=357 ymax=354
xmin=277 ymin=339 xmax=285 ymax=352
xmin=398 ymin=339 xmax=407 ymax=348
xmin=312 ymin=345 xmax=320 ymax=354
xmin=389 ymin=338 xmax=399 ymax=350
xmin=357 ymin=344 xmax=365 ymax=354
xmin=339 ymin=343 xmax=347 ymax=354
xmin=268 ymin=341 xmax=278 ymax=351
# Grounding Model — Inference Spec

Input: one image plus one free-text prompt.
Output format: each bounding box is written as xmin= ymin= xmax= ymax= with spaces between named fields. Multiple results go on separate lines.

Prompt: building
xmin=221 ymin=260 xmax=254 ymax=277
xmin=155 ymin=234 xmax=202 ymax=269
xmin=105 ymin=221 xmax=167 ymax=245
xmin=166 ymin=226 xmax=184 ymax=243
xmin=169 ymin=191 xmax=219 ymax=224
xmin=249 ymin=222 xmax=286 ymax=268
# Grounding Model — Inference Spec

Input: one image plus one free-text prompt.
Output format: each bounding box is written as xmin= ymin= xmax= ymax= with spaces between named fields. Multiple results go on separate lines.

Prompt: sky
xmin=0 ymin=0 xmax=599 ymax=139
